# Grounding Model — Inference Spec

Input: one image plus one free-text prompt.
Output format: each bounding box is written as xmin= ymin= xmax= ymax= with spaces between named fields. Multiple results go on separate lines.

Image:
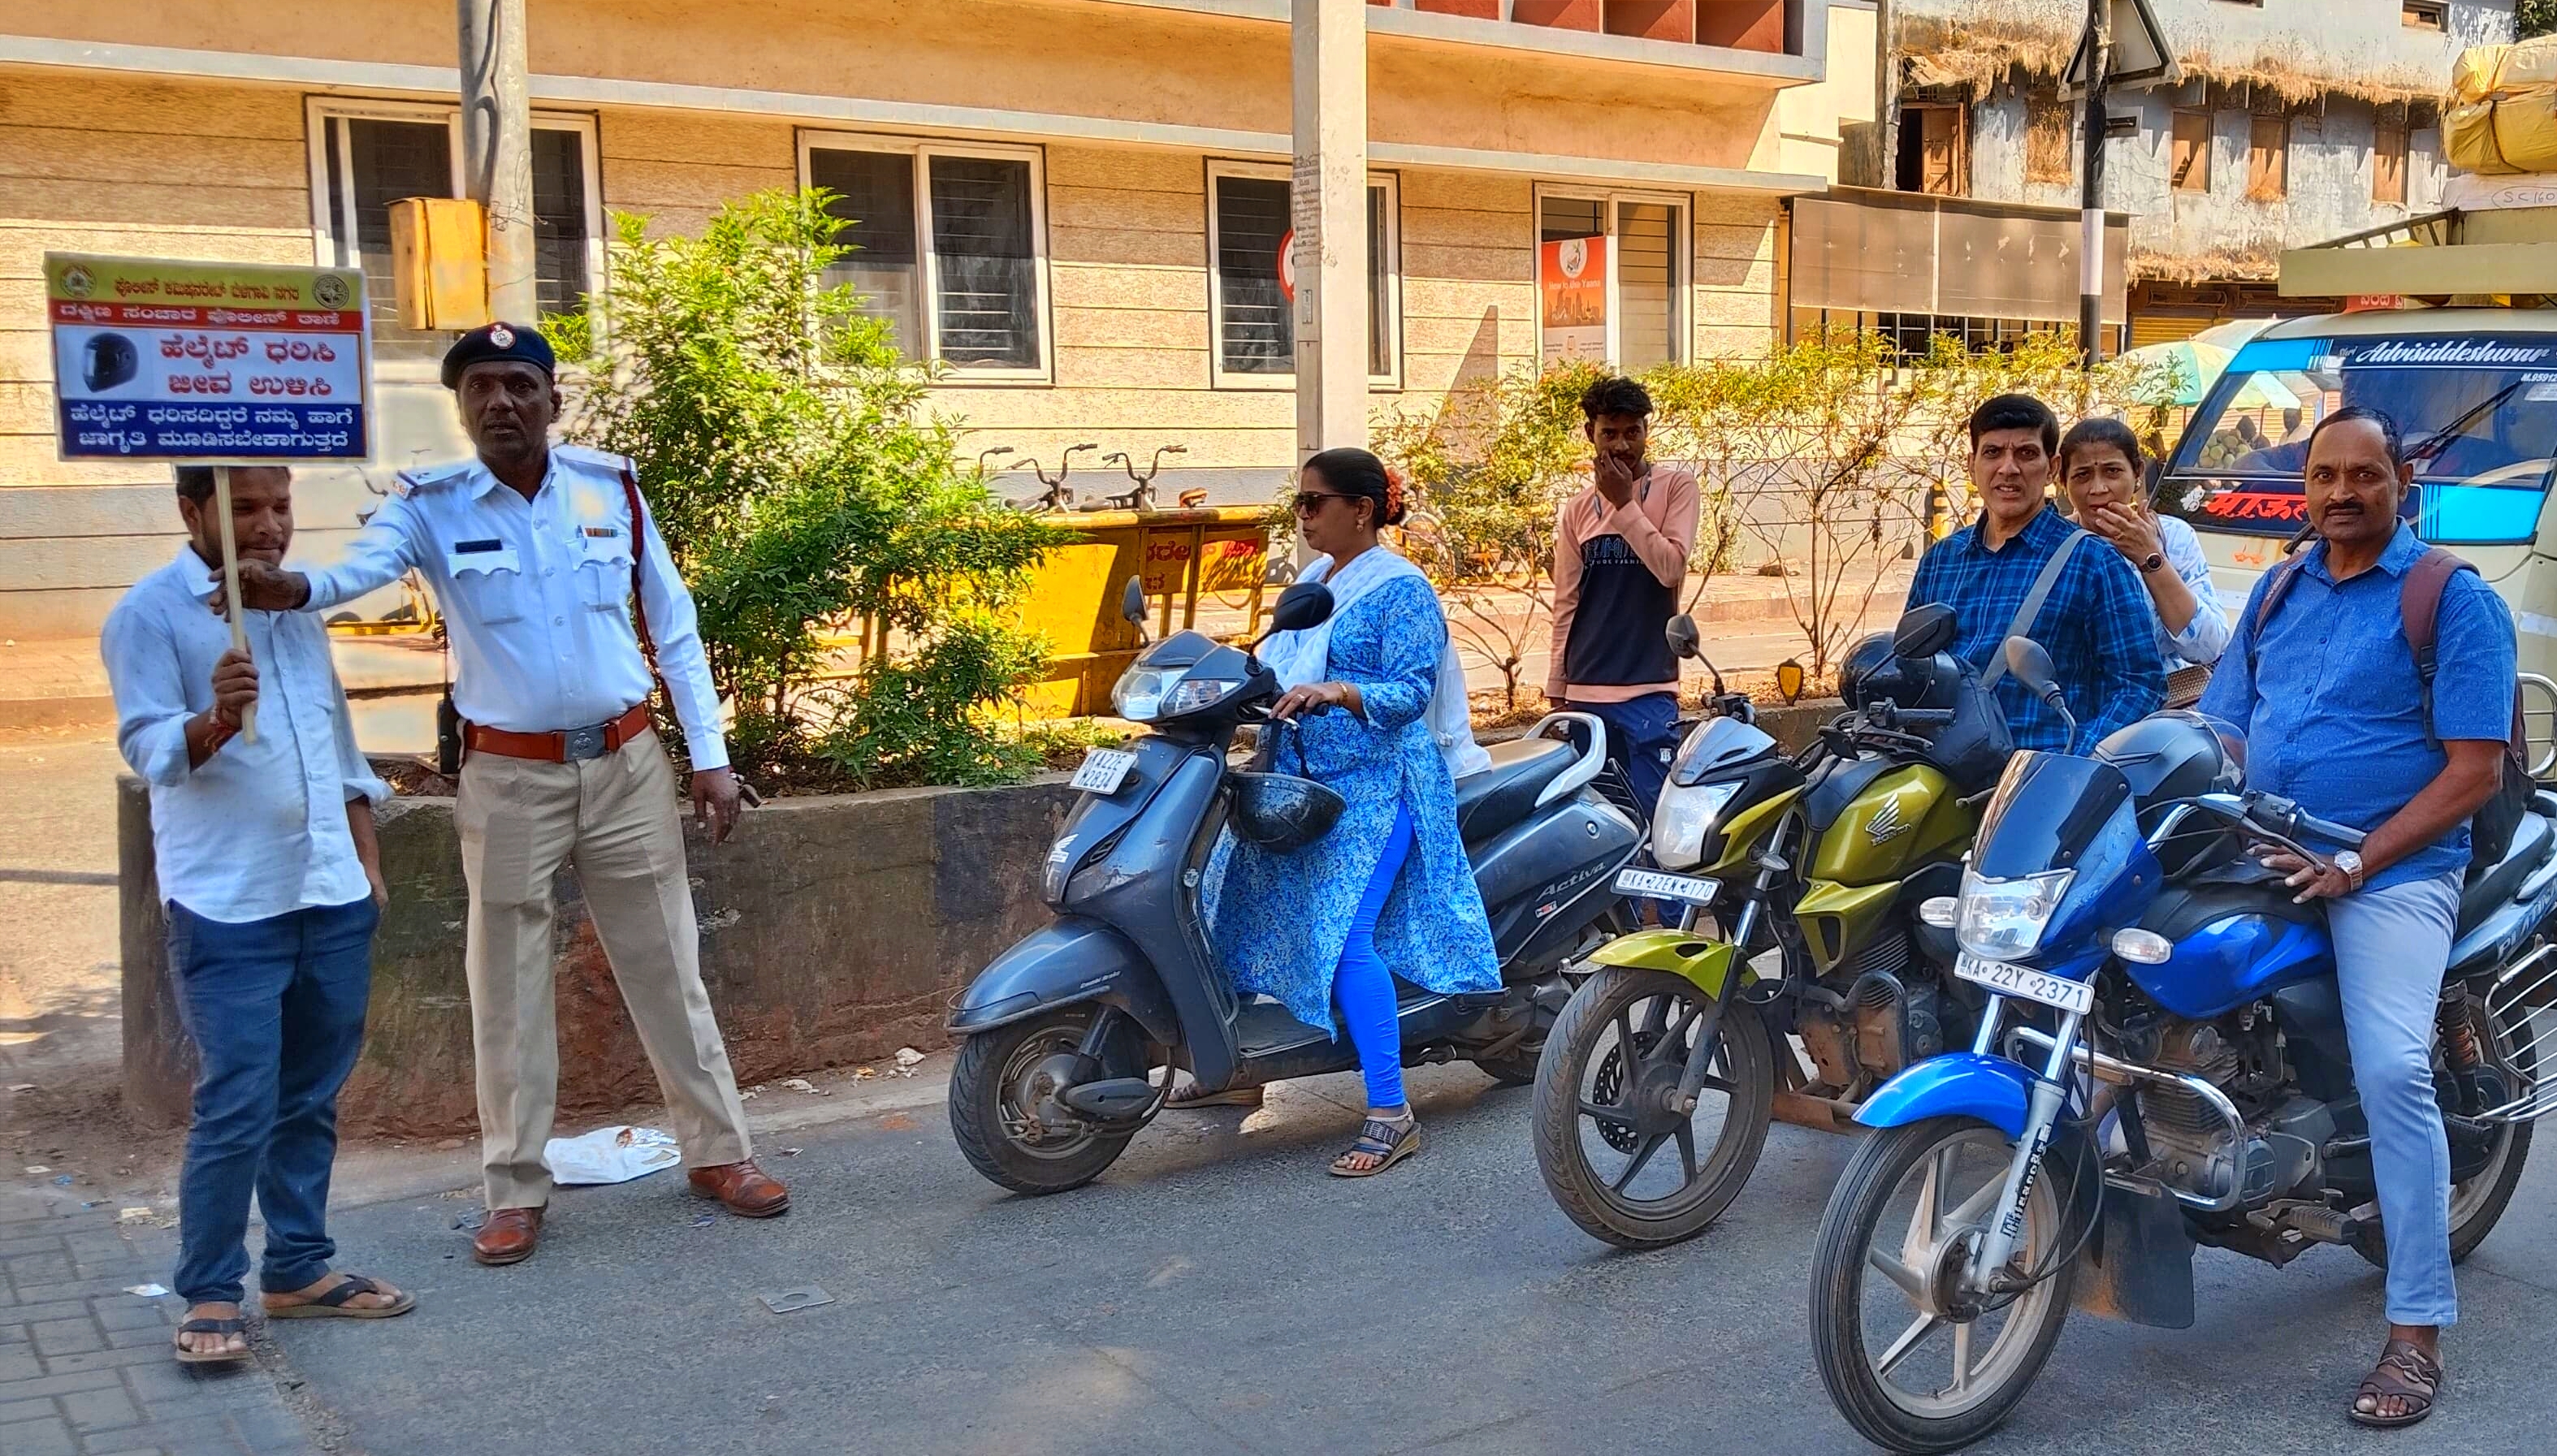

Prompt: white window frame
xmin=1532 ymin=184 xmax=1695 ymax=368
xmin=1203 ymin=161 xmax=1402 ymax=391
xmin=304 ymin=97 xmax=606 ymax=380
xmin=797 ymin=131 xmax=1054 ymax=384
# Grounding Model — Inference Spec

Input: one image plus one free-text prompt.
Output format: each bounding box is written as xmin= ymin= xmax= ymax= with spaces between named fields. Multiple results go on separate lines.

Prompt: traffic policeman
xmin=229 ymin=322 xmax=788 ymax=1265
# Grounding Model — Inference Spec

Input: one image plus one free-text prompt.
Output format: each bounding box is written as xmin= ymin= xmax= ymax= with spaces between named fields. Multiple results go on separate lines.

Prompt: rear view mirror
xmin=2003 ymin=636 xmax=2063 ymax=705
xmin=1268 ymin=581 xmax=1335 ymax=634
xmin=1893 ymin=603 xmax=1958 ymax=659
xmin=1120 ymin=576 xmax=1147 ymax=626
xmin=1664 ymin=613 xmax=1700 ymax=661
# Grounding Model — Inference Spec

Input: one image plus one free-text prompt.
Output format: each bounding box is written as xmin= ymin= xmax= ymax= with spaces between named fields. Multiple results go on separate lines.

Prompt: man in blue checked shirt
xmin=1906 ymin=394 xmax=2164 ymax=752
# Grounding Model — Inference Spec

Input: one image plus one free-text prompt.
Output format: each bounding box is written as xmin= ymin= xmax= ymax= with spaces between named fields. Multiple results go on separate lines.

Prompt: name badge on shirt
xmin=447 ymin=539 xmax=520 ymax=576
xmin=582 ymin=526 xmax=621 ymax=539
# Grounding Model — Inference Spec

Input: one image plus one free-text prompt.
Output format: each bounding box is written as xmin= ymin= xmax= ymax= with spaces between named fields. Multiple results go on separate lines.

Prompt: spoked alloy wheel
xmin=947 ymin=1008 xmax=1153 ymax=1195
xmin=1809 ymin=1117 xmax=2075 ymax=1454
xmin=1531 ymin=966 xmax=1773 ymax=1249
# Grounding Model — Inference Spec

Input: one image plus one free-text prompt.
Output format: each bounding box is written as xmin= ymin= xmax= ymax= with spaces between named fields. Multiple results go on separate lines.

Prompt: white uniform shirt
xmin=102 ymin=545 xmax=389 ymax=923
xmin=301 ymin=445 xmax=728 ymax=771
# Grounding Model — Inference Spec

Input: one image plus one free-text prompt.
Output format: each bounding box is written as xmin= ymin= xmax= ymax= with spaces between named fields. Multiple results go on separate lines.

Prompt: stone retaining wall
xmin=120 ymin=773 xmax=1075 ymax=1137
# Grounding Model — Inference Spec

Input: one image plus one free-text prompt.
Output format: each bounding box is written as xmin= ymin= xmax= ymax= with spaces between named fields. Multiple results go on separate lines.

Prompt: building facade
xmin=0 ymin=0 xmax=1877 ymax=637
xmin=1874 ymin=0 xmax=2516 ymax=343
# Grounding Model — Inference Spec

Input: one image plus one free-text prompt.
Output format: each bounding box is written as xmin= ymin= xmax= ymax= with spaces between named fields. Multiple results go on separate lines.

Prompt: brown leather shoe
xmin=471 ymin=1207 xmax=543 ymax=1266
xmin=688 ymin=1158 xmax=790 ymax=1217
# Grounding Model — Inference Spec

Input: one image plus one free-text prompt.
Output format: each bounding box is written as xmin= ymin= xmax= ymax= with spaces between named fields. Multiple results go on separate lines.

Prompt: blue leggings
xmin=1334 ymin=803 xmax=1416 ymax=1111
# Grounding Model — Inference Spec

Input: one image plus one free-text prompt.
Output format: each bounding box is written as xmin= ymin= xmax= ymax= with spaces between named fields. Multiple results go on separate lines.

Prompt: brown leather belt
xmin=463 ymin=703 xmax=651 ymax=763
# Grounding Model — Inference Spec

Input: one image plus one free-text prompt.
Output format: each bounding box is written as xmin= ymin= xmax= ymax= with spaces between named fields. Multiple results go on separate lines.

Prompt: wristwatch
xmin=2138 ymin=551 xmax=2166 ymax=574
xmin=2332 ymin=850 xmax=2366 ymax=890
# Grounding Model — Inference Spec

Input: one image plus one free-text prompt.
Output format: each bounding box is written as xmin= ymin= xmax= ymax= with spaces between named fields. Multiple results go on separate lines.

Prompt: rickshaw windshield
xmin=2170 ymin=334 xmax=2557 ymax=546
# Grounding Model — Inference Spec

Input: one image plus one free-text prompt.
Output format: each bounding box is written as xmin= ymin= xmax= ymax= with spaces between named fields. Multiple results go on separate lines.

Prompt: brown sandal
xmin=1328 ymin=1115 xmax=1420 ymax=1177
xmin=262 ymin=1273 xmax=414 ymax=1320
xmin=2350 ymin=1339 xmax=2441 ymax=1428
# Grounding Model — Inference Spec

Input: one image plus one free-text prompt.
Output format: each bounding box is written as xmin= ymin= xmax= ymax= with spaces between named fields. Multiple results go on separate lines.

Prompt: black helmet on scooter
xmin=1227 ymin=771 xmax=1345 ymax=853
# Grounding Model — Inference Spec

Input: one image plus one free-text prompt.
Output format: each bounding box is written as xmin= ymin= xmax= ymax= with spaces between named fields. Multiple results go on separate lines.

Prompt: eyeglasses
xmin=1291 ymin=490 xmax=1355 ymax=515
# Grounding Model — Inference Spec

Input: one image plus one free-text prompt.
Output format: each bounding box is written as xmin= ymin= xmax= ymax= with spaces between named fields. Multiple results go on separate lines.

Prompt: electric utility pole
xmin=459 ymin=0 xmax=538 ymax=323
xmin=2079 ymin=0 xmax=2109 ymax=369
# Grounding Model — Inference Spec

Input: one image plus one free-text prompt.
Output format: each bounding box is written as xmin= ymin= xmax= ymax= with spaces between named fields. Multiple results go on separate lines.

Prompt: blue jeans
xmin=1333 ymin=802 xmax=1415 ymax=1111
xmin=1568 ymin=692 xmax=1682 ymax=821
xmin=167 ymin=896 xmax=379 ymax=1307
xmin=2329 ymin=873 xmax=2460 ymax=1328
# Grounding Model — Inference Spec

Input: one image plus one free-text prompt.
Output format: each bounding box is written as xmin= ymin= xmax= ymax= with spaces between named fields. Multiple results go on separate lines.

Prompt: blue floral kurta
xmin=1205 ymin=573 xmax=1501 ymax=1034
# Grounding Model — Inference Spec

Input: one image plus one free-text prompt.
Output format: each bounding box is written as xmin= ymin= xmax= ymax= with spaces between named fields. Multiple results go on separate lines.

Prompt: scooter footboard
xmin=946 ymin=917 xmax=1181 ymax=1045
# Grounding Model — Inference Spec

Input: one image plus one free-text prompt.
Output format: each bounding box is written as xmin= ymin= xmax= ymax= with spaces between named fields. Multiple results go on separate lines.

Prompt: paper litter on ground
xmin=543 ymin=1125 xmax=681 ymax=1186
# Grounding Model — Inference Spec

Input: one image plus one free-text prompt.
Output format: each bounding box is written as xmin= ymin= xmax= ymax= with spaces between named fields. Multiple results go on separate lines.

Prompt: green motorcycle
xmin=1531 ymin=605 xmax=2015 ymax=1249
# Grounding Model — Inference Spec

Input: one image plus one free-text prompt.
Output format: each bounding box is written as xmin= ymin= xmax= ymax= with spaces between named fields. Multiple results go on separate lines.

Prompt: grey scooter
xmin=945 ymin=579 xmax=1643 ymax=1194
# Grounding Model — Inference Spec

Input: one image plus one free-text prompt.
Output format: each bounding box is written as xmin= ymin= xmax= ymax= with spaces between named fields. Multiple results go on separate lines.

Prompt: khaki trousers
xmin=456 ymin=730 xmax=751 ymax=1209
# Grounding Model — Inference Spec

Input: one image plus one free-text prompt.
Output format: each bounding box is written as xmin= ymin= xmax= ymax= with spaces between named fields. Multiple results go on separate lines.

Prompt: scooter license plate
xmin=1954 ymin=953 xmax=2093 ymax=1016
xmin=1615 ymin=869 xmax=1720 ymax=905
xmin=1071 ymin=749 xmax=1137 ymax=795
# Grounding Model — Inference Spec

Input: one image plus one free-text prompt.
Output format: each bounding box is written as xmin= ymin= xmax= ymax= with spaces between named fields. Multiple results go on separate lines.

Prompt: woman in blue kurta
xmin=1205 ymin=447 xmax=1499 ymax=1177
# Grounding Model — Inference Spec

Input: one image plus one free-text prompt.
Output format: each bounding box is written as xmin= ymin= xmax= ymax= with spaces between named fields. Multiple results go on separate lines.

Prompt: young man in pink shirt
xmin=1546 ymin=375 xmax=1701 ymax=819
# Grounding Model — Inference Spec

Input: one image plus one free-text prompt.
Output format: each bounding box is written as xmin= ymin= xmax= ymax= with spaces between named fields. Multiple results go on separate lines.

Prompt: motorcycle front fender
xmin=1854 ymin=1052 xmax=2036 ymax=1138
xmin=945 ymin=917 xmax=1181 ymax=1046
xmin=1585 ymin=928 xmax=1748 ymax=997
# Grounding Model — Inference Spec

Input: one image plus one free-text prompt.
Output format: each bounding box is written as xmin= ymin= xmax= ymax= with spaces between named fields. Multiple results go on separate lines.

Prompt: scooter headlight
xmin=1650 ymin=780 xmax=1745 ymax=870
xmin=1956 ymin=868 xmax=2075 ymax=961
xmin=1111 ymin=663 xmax=1240 ymax=722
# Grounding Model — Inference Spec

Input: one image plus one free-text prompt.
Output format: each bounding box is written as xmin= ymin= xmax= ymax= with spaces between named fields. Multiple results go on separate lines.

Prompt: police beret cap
xmin=439 ymin=322 xmax=556 ymax=390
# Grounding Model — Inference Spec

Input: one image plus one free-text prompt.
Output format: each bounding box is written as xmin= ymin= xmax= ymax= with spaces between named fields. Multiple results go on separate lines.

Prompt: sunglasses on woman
xmin=1291 ymin=490 xmax=1356 ymax=515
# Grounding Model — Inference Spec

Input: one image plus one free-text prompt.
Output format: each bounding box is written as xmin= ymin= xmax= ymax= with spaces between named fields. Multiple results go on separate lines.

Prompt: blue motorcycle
xmin=1806 ymin=637 xmax=2557 ymax=1454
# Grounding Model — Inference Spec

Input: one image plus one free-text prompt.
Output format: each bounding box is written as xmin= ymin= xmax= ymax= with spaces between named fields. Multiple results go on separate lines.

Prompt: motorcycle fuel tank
xmin=1809 ymin=763 xmax=1970 ymax=887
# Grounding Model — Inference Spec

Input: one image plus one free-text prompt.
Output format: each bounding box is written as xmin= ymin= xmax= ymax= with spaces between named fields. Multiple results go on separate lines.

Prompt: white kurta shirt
xmin=102 ymin=545 xmax=389 ymax=923
xmin=301 ymin=444 xmax=728 ymax=771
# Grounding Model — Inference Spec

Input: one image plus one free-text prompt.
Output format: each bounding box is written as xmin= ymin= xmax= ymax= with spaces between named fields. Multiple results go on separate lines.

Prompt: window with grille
xmin=1536 ymin=191 xmax=1687 ymax=369
xmin=804 ymin=139 xmax=1049 ymax=376
xmin=312 ymin=103 xmax=597 ymax=364
xmin=1206 ymin=166 xmax=1397 ymax=385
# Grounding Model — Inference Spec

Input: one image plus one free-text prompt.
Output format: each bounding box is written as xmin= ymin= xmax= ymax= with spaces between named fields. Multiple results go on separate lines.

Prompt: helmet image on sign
xmin=82 ymin=333 xmax=139 ymax=392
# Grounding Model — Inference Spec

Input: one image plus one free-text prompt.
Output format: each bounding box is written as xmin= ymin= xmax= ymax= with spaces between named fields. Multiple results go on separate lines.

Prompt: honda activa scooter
xmin=945 ymin=578 xmax=1642 ymax=1195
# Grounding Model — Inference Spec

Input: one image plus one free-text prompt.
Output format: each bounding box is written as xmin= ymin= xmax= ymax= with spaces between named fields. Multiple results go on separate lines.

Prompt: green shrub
xmin=547 ymin=188 xmax=1063 ymax=790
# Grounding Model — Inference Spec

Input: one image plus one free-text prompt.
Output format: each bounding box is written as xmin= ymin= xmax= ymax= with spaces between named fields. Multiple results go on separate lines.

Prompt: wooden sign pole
xmin=212 ymin=464 xmax=257 ymax=743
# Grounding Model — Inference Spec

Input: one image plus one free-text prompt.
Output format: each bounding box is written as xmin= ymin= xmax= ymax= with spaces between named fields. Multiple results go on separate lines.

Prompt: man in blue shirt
xmin=1906 ymin=395 xmax=2164 ymax=751
xmin=2199 ymin=407 xmax=2516 ymax=1430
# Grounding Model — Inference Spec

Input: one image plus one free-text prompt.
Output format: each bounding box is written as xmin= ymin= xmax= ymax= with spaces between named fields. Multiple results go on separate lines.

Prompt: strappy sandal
xmin=173 ymin=1316 xmax=250 ymax=1365
xmin=2351 ymin=1338 xmax=2442 ymax=1429
xmin=262 ymin=1273 xmax=414 ymax=1320
xmin=1328 ymin=1114 xmax=1420 ymax=1177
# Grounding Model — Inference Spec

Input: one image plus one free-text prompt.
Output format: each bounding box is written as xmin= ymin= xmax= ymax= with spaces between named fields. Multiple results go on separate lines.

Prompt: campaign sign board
xmin=45 ymin=253 xmax=370 ymax=462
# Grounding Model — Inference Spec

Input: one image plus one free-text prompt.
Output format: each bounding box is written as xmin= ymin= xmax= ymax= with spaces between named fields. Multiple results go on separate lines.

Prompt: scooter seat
xmin=2456 ymin=810 xmax=2555 ymax=938
xmin=1454 ymin=737 xmax=1577 ymax=845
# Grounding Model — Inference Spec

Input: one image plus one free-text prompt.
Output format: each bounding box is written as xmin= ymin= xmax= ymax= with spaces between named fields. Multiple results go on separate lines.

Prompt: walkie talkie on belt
xmin=434 ymin=616 xmax=462 ymax=776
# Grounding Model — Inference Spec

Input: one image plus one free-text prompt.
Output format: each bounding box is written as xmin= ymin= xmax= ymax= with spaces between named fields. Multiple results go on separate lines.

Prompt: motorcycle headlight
xmin=1650 ymin=780 xmax=1745 ymax=869
xmin=1110 ymin=663 xmax=1241 ymax=723
xmin=1956 ymin=868 xmax=2075 ymax=961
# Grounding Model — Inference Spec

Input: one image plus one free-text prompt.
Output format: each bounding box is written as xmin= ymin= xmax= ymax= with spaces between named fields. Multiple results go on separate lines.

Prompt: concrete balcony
xmin=1092 ymin=0 xmax=1827 ymax=85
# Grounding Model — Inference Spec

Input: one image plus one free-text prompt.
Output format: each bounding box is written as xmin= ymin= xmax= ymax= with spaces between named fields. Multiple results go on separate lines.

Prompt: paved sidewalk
xmin=0 ymin=1185 xmax=320 ymax=1456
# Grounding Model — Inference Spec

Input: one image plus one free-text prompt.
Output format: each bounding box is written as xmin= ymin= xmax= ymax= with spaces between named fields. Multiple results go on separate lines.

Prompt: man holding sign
xmin=226 ymin=322 xmax=785 ymax=1266
xmin=102 ymin=465 xmax=410 ymax=1364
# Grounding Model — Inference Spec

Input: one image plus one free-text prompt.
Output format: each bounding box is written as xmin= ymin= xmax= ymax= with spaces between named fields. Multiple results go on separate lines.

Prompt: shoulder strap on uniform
xmin=1979 ymin=528 xmax=2087 ymax=693
xmin=618 ymin=465 xmax=664 ymax=693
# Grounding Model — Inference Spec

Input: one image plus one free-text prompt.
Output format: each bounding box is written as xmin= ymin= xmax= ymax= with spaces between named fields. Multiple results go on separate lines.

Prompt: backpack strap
xmin=2399 ymin=547 xmax=2529 ymax=770
xmin=1979 ymin=528 xmax=2088 ymax=693
xmin=2243 ymin=552 xmax=2313 ymax=676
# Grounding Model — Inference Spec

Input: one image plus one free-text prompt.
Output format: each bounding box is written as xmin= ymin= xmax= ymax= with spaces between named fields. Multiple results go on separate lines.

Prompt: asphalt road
xmin=275 ymin=1061 xmax=2557 ymax=1456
